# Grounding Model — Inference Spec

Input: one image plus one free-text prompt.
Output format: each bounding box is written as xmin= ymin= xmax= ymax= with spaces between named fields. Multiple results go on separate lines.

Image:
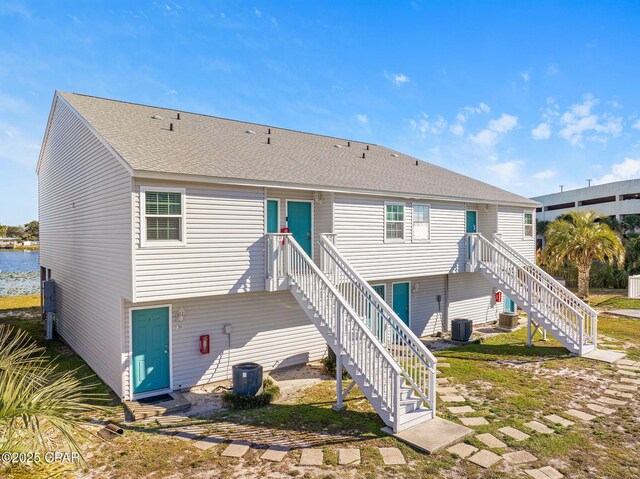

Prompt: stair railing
xmin=318 ymin=234 xmax=437 ymax=415
xmin=272 ymin=233 xmax=406 ymax=430
xmin=491 ymin=234 xmax=597 ymax=348
xmin=470 ymin=234 xmax=590 ymax=353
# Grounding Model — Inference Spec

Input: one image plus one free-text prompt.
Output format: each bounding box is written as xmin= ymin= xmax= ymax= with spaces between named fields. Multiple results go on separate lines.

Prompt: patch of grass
xmin=591 ymin=295 xmax=640 ymax=309
xmin=0 ymin=294 xmax=40 ymax=310
xmin=222 ymin=378 xmax=281 ymax=408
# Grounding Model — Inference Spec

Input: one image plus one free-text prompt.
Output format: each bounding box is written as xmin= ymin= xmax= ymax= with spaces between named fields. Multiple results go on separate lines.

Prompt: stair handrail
xmin=278 ymin=233 xmax=405 ymax=425
xmin=318 ymin=234 xmax=437 ymax=413
xmin=472 ymin=234 xmax=592 ymax=348
xmin=491 ymin=233 xmax=597 ymax=318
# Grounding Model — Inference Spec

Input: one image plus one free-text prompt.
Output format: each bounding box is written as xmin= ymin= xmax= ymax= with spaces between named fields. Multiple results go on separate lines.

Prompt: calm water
xmin=0 ymin=251 xmax=40 ymax=273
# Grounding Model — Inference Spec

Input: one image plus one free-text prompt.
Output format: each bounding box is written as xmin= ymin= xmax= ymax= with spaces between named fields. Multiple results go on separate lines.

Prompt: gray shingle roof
xmin=59 ymin=91 xmax=537 ymax=206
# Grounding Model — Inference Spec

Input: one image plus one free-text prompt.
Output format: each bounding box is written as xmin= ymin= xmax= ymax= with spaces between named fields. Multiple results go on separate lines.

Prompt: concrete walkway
xmin=606 ymin=309 xmax=640 ymax=319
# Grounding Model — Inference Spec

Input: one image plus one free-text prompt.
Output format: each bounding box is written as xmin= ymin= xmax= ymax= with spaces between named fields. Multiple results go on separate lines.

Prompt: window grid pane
xmin=386 ymin=221 xmax=404 ymax=240
xmin=147 ymin=217 xmax=181 ymax=241
xmin=386 ymin=204 xmax=404 ymax=222
xmin=146 ymin=191 xmax=182 ymax=216
xmin=524 ymin=213 xmax=533 ymax=225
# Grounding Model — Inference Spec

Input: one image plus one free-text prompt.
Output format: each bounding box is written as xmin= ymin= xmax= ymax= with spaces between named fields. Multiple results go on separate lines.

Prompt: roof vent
xmin=415 ymin=160 xmax=419 ymax=166
xmin=268 ymin=128 xmax=272 ymax=134
xmin=267 ymin=137 xmax=271 ymax=145
xmin=362 ymin=152 xmax=366 ymax=159
xmin=246 ymin=130 xmax=256 ymax=134
xmin=366 ymin=145 xmax=369 ymax=150
xmin=347 ymin=141 xmax=351 ymax=147
xmin=391 ymin=153 xmax=399 ymax=157
xmin=151 ymin=114 xmax=163 ymax=120
xmin=176 ymin=113 xmax=181 ymax=120
xmin=169 ymin=123 xmax=174 ymax=132
xmin=334 ymin=144 xmax=342 ymax=148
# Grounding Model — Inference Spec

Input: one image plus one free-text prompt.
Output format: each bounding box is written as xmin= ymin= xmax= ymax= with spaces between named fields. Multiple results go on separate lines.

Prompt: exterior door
xmin=392 ymin=282 xmax=410 ymax=326
xmin=372 ymin=284 xmax=385 ymax=300
xmin=466 ymin=210 xmax=478 ymax=258
xmin=132 ymin=307 xmax=170 ymax=395
xmin=287 ymin=201 xmax=312 ymax=257
xmin=266 ymin=199 xmax=279 ymax=233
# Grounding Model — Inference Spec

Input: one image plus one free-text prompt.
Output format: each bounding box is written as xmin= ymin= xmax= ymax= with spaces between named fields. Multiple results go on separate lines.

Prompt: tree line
xmin=0 ymin=221 xmax=39 ymax=241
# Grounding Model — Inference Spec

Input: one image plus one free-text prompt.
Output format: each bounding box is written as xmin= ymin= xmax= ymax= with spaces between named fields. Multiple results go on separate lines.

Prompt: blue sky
xmin=1 ymin=1 xmax=640 ymax=224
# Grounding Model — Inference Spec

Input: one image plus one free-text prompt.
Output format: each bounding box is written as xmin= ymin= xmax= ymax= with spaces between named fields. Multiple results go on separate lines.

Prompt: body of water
xmin=0 ymin=251 xmax=40 ymax=296
xmin=0 ymin=250 xmax=40 ymax=273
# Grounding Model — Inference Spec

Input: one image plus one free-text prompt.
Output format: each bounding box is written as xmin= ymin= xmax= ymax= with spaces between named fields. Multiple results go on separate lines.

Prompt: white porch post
xmin=332 ymin=302 xmax=347 ymax=412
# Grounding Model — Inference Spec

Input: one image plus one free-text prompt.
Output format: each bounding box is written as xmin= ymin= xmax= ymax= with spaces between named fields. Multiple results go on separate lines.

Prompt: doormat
xmin=138 ymin=393 xmax=174 ymax=405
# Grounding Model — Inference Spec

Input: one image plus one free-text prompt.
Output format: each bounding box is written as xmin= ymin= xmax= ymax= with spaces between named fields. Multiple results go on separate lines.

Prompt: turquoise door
xmin=372 ymin=284 xmax=385 ymax=300
xmin=132 ymin=307 xmax=170 ymax=395
xmin=266 ymin=199 xmax=279 ymax=233
xmin=287 ymin=201 xmax=312 ymax=256
xmin=369 ymin=285 xmax=386 ymax=339
xmin=392 ymin=282 xmax=410 ymax=326
xmin=466 ymin=210 xmax=477 ymax=258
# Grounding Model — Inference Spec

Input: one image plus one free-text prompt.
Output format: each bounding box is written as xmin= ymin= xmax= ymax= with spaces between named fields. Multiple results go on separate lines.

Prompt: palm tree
xmin=542 ymin=210 xmax=624 ymax=299
xmin=0 ymin=324 xmax=103 ymax=464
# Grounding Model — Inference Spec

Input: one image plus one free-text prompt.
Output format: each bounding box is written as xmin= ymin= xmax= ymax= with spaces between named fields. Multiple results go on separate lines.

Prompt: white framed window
xmin=141 ymin=186 xmax=186 ymax=246
xmin=524 ymin=212 xmax=534 ymax=238
xmin=413 ymin=203 xmax=431 ymax=241
xmin=385 ymin=202 xmax=405 ymax=241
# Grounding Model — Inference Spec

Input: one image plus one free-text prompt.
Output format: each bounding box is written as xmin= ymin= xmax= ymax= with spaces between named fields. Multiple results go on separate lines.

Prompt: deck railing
xmin=469 ymin=233 xmax=595 ymax=353
xmin=318 ymin=234 xmax=437 ymax=415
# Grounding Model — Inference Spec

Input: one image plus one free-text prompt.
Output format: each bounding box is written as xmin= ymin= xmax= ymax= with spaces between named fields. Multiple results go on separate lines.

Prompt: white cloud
xmin=557 ymin=94 xmax=623 ymax=145
xmin=531 ymin=122 xmax=551 ymax=140
xmin=520 ymin=71 xmax=530 ymax=83
xmin=385 ymin=72 xmax=410 ymax=86
xmin=597 ymin=158 xmax=640 ymax=184
xmin=254 ymin=8 xmax=262 ymax=17
xmin=356 ymin=114 xmax=368 ymax=124
xmin=486 ymin=160 xmax=524 ymax=184
xmin=546 ymin=63 xmax=559 ymax=76
xmin=532 ymin=169 xmax=555 ymax=180
xmin=488 ymin=113 xmax=518 ymax=133
xmin=457 ymin=103 xmax=490 ymax=123
xmin=409 ymin=114 xmax=447 ymax=136
xmin=450 ymin=123 xmax=464 ymax=136
xmin=633 ymin=119 xmax=640 ymax=130
xmin=468 ymin=129 xmax=498 ymax=146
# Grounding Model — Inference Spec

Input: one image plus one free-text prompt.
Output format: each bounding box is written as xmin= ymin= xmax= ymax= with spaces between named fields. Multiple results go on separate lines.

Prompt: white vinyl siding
xmin=134 ymin=181 xmax=266 ymax=301
xmin=38 ymin=97 xmax=132 ymax=397
xmin=121 ymin=291 xmax=326 ymax=399
xmin=334 ymin=194 xmax=466 ymax=280
xmin=498 ymin=206 xmax=536 ymax=261
xmin=448 ymin=272 xmax=503 ymax=325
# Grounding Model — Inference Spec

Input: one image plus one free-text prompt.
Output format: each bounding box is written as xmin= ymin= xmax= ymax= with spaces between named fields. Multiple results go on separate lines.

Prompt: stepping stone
xmin=192 ymin=436 xmax=224 ymax=450
xmin=566 ymin=409 xmax=596 ymax=421
xmin=475 ymin=433 xmax=506 ymax=448
xmin=438 ymin=362 xmax=451 ymax=368
xmin=436 ymin=377 xmax=451 ymax=385
xmin=438 ymin=387 xmax=460 ymax=395
xmin=221 ymin=441 xmax=251 ymax=458
xmin=605 ymin=389 xmax=633 ymax=399
xmin=467 ymin=449 xmax=502 ymax=468
xmin=596 ymin=396 xmax=627 ymax=406
xmin=156 ymin=415 xmax=190 ymax=426
xmin=618 ymin=359 xmax=637 ymax=366
xmin=586 ymin=403 xmax=615 ymax=415
xmin=378 ymin=447 xmax=406 ymax=465
xmin=618 ymin=365 xmax=640 ymax=372
xmin=617 ymin=369 xmax=638 ymax=377
xmin=539 ymin=466 xmax=564 ymax=478
xmin=440 ymin=395 xmax=466 ymax=403
xmin=524 ymin=420 xmax=554 ymax=434
xmin=174 ymin=431 xmax=199 ymax=441
xmin=460 ymin=417 xmax=489 ymax=426
xmin=621 ymin=377 xmax=640 ymax=385
xmin=498 ymin=426 xmax=530 ymax=441
xmin=543 ymin=415 xmax=574 ymax=427
xmin=503 ymin=450 xmax=538 ymax=464
xmin=447 ymin=443 xmax=478 ymax=459
xmin=448 ymin=406 xmax=475 ymax=414
xmin=299 ymin=448 xmax=323 ymax=466
xmin=261 ymin=445 xmax=290 ymax=462
xmin=338 ymin=448 xmax=361 ymax=465
xmin=611 ymin=383 xmax=637 ymax=392
xmin=526 ymin=466 xmax=564 ymax=479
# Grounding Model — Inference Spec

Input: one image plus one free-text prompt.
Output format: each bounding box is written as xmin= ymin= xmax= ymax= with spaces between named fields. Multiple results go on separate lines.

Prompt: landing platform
xmin=382 ymin=417 xmax=473 ymax=454
xmin=124 ymin=392 xmax=191 ymax=421
xmin=582 ymin=349 xmax=627 ymax=364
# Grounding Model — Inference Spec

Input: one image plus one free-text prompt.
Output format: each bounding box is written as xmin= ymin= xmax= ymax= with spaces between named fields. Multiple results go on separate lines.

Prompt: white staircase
xmin=266 ymin=233 xmax=437 ymax=433
xmin=467 ymin=233 xmax=597 ymax=355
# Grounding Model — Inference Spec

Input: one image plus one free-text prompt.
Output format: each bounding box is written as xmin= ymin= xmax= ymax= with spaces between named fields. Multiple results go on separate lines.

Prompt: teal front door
xmin=466 ymin=210 xmax=477 ymax=258
xmin=372 ymin=284 xmax=385 ymax=300
xmin=392 ymin=282 xmax=410 ymax=326
xmin=287 ymin=201 xmax=312 ymax=256
xmin=132 ymin=307 xmax=170 ymax=395
xmin=369 ymin=285 xmax=386 ymax=339
xmin=266 ymin=199 xmax=279 ymax=233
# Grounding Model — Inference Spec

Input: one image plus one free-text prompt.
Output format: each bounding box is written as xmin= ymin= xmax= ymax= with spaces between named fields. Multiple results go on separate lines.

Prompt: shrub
xmin=321 ymin=346 xmax=350 ymax=379
xmin=222 ymin=378 xmax=280 ymax=409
